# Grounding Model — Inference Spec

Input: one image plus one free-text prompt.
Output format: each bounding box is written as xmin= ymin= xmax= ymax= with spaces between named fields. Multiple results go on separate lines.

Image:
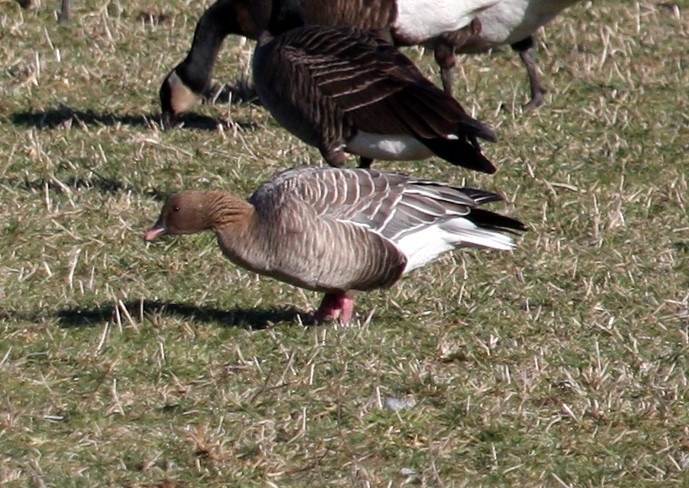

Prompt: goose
xmin=251 ymin=0 xmax=497 ymax=173
xmin=159 ymin=0 xmax=494 ymax=120
xmin=454 ymin=0 xmax=581 ymax=110
xmin=144 ymin=166 xmax=525 ymax=323
xmin=160 ymin=0 xmax=579 ymax=119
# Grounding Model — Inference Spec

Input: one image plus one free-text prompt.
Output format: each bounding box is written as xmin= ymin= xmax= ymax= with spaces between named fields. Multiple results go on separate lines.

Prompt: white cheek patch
xmin=169 ymin=71 xmax=201 ymax=115
xmin=347 ymin=132 xmax=434 ymax=160
xmin=394 ymin=0 xmax=499 ymax=42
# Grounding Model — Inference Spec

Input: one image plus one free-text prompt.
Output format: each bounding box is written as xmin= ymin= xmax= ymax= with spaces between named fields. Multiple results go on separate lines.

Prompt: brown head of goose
xmin=252 ymin=0 xmax=498 ymax=172
xmin=145 ymin=167 xmax=525 ymax=323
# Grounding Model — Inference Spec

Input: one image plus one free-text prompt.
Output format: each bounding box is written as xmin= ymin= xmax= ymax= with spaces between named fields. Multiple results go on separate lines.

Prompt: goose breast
xmin=393 ymin=0 xmax=500 ymax=42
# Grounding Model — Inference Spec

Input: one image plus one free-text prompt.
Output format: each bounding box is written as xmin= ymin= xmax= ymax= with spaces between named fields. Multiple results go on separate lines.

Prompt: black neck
xmin=179 ymin=0 xmax=242 ymax=93
xmin=268 ymin=0 xmax=306 ymax=36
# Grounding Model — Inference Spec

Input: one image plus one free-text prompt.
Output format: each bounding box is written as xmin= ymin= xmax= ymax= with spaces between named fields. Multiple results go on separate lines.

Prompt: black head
xmin=159 ymin=69 xmax=203 ymax=128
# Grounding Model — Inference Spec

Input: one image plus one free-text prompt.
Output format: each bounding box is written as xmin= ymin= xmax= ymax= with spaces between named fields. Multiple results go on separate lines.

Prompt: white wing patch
xmin=397 ymin=217 xmax=516 ymax=274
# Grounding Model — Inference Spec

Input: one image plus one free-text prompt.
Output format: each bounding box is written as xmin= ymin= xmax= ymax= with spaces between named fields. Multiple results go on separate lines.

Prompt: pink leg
xmin=338 ymin=296 xmax=355 ymax=324
xmin=314 ymin=292 xmax=356 ymax=324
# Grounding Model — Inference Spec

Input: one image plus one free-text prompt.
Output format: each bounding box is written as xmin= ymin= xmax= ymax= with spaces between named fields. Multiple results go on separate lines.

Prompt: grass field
xmin=1 ymin=0 xmax=688 ymax=485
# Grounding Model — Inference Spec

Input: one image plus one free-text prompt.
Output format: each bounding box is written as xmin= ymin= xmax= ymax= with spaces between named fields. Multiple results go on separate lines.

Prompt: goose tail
xmin=421 ymin=136 xmax=497 ymax=174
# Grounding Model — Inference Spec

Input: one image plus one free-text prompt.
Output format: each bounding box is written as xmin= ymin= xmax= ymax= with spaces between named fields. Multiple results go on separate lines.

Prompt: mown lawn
xmin=1 ymin=0 xmax=688 ymax=486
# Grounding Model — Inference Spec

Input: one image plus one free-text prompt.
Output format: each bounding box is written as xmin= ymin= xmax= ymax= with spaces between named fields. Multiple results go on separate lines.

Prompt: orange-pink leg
xmin=314 ymin=292 xmax=355 ymax=324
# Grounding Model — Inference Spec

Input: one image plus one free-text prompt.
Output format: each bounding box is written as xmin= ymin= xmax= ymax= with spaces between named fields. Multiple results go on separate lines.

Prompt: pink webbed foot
xmin=314 ymin=292 xmax=355 ymax=324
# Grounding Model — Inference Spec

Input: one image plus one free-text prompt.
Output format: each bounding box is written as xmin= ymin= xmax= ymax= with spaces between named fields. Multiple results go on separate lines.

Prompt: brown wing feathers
xmin=277 ymin=168 xmax=514 ymax=246
xmin=277 ymin=26 xmax=497 ymax=173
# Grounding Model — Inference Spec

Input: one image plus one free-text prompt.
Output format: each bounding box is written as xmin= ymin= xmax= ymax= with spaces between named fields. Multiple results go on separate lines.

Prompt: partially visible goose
xmin=456 ymin=0 xmax=581 ymax=110
xmin=252 ymin=0 xmax=497 ymax=172
xmin=160 ymin=0 xmax=580 ymax=119
xmin=159 ymin=0 xmax=272 ymax=120
xmin=159 ymin=0 xmax=494 ymax=120
xmin=144 ymin=167 xmax=525 ymax=323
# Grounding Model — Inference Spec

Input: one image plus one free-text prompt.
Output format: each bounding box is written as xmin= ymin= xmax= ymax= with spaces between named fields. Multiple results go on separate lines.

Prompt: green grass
xmin=2 ymin=0 xmax=689 ymax=485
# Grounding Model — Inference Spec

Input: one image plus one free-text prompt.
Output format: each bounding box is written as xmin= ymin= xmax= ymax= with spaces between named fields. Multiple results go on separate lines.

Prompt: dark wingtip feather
xmin=421 ymin=138 xmax=497 ymax=174
xmin=459 ymin=188 xmax=503 ymax=203
xmin=468 ymin=208 xmax=527 ymax=234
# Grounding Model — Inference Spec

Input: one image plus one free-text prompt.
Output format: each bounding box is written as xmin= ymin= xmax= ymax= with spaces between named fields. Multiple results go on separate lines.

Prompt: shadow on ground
xmin=10 ymin=104 xmax=259 ymax=132
xmin=207 ymin=82 xmax=261 ymax=108
xmin=10 ymin=107 xmax=221 ymax=131
xmin=0 ymin=173 xmax=167 ymax=200
xmin=55 ymin=300 xmax=303 ymax=329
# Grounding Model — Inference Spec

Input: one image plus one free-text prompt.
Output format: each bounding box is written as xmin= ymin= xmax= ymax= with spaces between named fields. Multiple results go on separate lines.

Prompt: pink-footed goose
xmin=144 ymin=167 xmax=525 ymax=323
xmin=160 ymin=0 xmax=580 ymax=119
xmin=251 ymin=0 xmax=497 ymax=172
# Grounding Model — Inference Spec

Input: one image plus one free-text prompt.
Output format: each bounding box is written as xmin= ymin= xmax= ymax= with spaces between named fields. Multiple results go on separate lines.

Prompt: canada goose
xmin=145 ymin=166 xmax=525 ymax=323
xmin=160 ymin=0 xmax=494 ymax=120
xmin=159 ymin=0 xmax=272 ymax=120
xmin=160 ymin=0 xmax=580 ymax=119
xmin=454 ymin=0 xmax=581 ymax=110
xmin=252 ymin=3 xmax=497 ymax=172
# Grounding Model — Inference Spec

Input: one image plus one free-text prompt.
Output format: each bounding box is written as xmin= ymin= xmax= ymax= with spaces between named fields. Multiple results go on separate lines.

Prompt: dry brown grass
xmin=1 ymin=0 xmax=688 ymax=486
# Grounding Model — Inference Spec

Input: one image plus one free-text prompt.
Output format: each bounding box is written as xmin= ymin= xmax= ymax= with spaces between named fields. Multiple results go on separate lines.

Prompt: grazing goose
xmin=144 ymin=167 xmax=525 ymax=323
xmin=252 ymin=0 xmax=497 ymax=172
xmin=159 ymin=0 xmax=494 ymax=120
xmin=159 ymin=0 xmax=272 ymax=120
xmin=160 ymin=0 xmax=579 ymax=119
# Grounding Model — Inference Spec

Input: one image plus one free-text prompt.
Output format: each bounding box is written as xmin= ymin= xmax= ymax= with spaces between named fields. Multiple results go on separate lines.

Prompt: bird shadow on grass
xmin=205 ymin=81 xmax=262 ymax=108
xmin=0 ymin=173 xmax=167 ymax=201
xmin=11 ymin=106 xmax=209 ymax=130
xmin=55 ymin=299 xmax=303 ymax=330
xmin=10 ymin=106 xmax=258 ymax=132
